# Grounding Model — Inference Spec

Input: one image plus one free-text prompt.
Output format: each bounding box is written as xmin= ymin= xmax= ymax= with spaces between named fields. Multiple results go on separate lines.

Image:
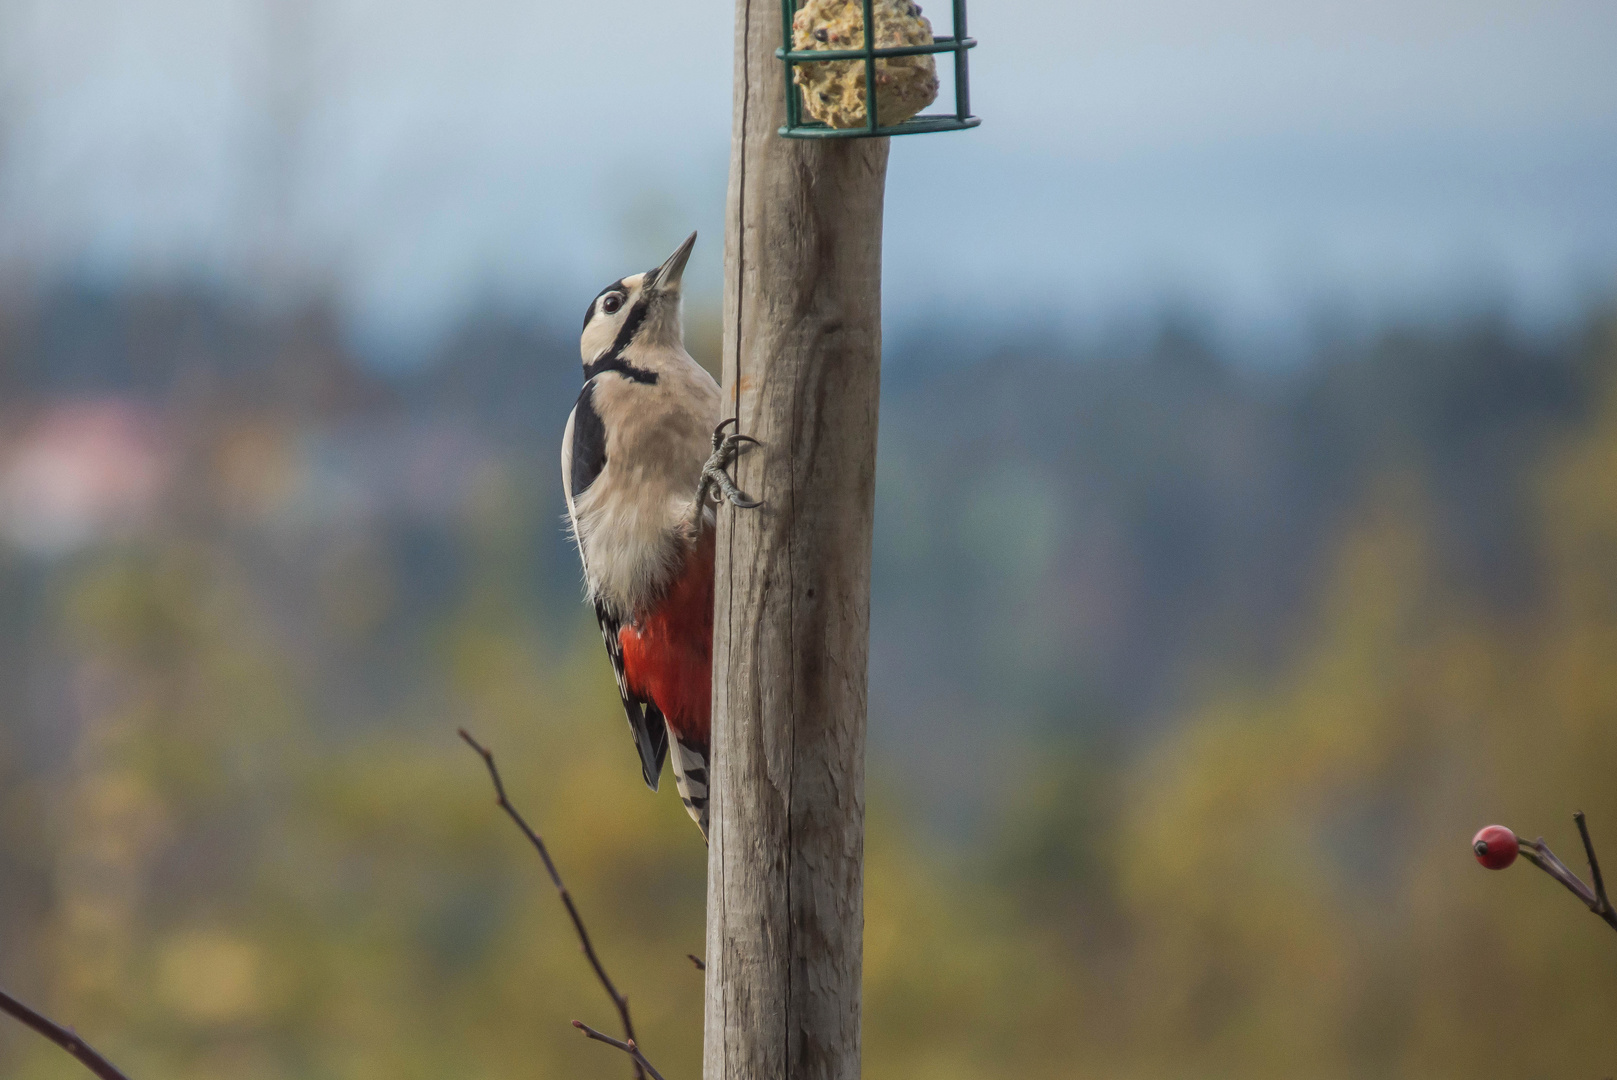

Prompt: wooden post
xmin=703 ymin=1 xmax=889 ymax=1077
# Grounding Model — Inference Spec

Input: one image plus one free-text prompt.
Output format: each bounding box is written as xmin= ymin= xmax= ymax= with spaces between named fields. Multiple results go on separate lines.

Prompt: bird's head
xmin=580 ymin=231 xmax=696 ymax=369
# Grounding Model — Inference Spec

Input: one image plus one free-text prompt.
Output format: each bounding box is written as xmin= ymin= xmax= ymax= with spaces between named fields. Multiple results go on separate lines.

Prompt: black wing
xmin=567 ymin=380 xmax=608 ymax=499
xmin=594 ymin=600 xmax=669 ymax=790
xmin=563 ymin=384 xmax=668 ymax=791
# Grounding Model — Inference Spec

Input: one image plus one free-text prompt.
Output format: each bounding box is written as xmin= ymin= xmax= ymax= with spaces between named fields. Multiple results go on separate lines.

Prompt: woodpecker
xmin=561 ymin=232 xmax=756 ymax=840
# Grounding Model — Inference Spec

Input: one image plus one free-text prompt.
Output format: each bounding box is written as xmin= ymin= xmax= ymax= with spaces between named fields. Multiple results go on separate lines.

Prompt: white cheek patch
xmin=581 ymin=309 xmax=620 ymax=362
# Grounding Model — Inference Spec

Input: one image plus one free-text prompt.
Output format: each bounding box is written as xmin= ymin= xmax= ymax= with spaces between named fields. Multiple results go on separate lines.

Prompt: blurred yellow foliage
xmin=4 ymin=334 xmax=1617 ymax=1079
xmin=156 ymin=930 xmax=267 ymax=1025
xmin=1110 ymin=334 xmax=1617 ymax=1078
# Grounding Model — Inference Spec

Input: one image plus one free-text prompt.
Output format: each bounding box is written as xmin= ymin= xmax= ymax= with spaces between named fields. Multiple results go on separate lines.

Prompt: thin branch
xmin=686 ymin=954 xmax=706 ymax=972
xmin=0 ymin=987 xmax=132 ymax=1080
xmin=1515 ymin=813 xmax=1617 ymax=935
xmin=458 ymin=729 xmax=648 ymax=1080
xmin=574 ymin=1021 xmax=670 ymax=1080
xmin=1574 ymin=811 xmax=1610 ymax=916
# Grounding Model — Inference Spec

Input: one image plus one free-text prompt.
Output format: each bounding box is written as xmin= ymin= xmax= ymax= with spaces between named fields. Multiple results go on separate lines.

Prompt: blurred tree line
xmin=1 ymin=282 xmax=1614 ymax=1078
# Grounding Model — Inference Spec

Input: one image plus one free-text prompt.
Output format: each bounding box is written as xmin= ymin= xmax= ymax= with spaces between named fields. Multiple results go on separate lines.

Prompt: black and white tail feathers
xmin=668 ymin=736 xmax=709 ymax=841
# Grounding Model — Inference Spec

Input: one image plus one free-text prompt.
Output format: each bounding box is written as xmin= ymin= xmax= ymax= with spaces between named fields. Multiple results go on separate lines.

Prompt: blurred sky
xmin=0 ymin=0 xmax=1614 ymax=356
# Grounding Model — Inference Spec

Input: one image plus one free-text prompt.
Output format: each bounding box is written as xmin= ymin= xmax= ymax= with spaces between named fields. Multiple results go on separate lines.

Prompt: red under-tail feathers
xmin=618 ymin=528 xmax=714 ymax=833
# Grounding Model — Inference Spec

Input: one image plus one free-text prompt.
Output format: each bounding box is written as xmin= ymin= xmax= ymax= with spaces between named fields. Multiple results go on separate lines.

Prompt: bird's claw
xmin=708 ymin=463 xmax=761 ymax=509
xmin=697 ymin=419 xmax=762 ymax=513
xmin=711 ymin=415 xmax=760 ymax=449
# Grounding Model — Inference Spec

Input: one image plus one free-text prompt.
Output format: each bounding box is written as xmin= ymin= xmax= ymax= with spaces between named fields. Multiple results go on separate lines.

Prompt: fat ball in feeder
xmin=792 ymin=0 xmax=939 ymax=129
xmin=777 ymin=0 xmax=978 ymax=138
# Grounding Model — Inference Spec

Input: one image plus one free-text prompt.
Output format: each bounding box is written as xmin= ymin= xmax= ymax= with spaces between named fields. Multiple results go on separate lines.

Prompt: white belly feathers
xmin=563 ymin=354 xmax=721 ymax=620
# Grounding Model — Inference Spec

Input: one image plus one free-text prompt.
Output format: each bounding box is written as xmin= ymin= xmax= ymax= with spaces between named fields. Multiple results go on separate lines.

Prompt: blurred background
xmin=2 ymin=0 xmax=1617 ymax=1077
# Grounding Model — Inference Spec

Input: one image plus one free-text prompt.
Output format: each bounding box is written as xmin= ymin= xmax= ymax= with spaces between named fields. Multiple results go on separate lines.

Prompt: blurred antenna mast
xmin=0 ymin=0 xmax=27 ymax=273
xmin=244 ymin=0 xmax=318 ymax=305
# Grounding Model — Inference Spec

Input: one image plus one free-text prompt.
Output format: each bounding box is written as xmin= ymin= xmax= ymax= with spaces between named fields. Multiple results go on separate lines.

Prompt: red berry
xmin=1472 ymin=825 xmax=1518 ymax=869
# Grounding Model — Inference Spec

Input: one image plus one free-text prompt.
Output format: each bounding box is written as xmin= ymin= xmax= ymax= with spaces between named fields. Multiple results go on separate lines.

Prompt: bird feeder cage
xmin=778 ymin=0 xmax=978 ymax=138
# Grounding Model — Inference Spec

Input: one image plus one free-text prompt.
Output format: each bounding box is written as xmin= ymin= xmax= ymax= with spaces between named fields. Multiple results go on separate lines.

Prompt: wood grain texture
xmin=703 ymin=1 xmax=889 ymax=1078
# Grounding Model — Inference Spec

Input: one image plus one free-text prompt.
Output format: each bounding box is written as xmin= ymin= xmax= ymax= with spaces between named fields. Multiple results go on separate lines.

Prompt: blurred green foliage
xmin=2 ymin=315 xmax=1617 ymax=1080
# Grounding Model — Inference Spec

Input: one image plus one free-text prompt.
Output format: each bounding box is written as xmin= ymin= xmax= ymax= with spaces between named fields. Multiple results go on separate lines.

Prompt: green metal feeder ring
xmin=778 ymin=0 xmax=979 ymax=139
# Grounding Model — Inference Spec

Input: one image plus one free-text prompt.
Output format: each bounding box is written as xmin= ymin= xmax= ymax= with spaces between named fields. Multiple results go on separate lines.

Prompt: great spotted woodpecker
xmin=561 ymin=232 xmax=756 ymax=840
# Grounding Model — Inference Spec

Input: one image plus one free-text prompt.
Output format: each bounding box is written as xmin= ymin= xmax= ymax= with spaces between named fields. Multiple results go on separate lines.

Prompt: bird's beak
xmin=647 ymin=231 xmax=697 ymax=295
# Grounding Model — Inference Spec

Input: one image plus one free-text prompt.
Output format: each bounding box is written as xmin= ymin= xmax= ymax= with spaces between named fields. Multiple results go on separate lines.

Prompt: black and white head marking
xmin=584 ymin=278 xmax=627 ymax=332
xmin=577 ymin=232 xmax=696 ymax=383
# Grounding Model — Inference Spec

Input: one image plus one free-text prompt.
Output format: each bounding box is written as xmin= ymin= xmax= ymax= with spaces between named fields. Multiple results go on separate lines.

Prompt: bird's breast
xmin=571 ymin=373 xmax=717 ymax=618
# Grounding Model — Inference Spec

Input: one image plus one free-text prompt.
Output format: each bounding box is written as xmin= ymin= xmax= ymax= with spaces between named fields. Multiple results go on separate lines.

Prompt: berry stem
xmin=1515 ymin=814 xmax=1617 ymax=936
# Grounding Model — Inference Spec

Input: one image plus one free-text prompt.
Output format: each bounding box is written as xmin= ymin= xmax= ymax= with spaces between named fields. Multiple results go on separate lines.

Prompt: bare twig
xmin=1514 ymin=812 xmax=1617 ymax=935
xmin=574 ymin=1021 xmax=670 ymax=1080
xmin=1574 ymin=811 xmax=1610 ymax=917
xmin=459 ymin=729 xmax=650 ymax=1080
xmin=0 ymin=987 xmax=132 ymax=1080
xmin=686 ymin=954 xmax=705 ymax=972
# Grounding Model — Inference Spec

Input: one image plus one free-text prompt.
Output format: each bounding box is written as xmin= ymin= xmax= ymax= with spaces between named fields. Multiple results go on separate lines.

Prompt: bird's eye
xmin=602 ymin=293 xmax=624 ymax=315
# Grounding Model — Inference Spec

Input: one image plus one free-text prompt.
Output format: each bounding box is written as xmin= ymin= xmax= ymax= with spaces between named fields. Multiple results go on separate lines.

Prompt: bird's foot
xmin=696 ymin=418 xmax=761 ymax=515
